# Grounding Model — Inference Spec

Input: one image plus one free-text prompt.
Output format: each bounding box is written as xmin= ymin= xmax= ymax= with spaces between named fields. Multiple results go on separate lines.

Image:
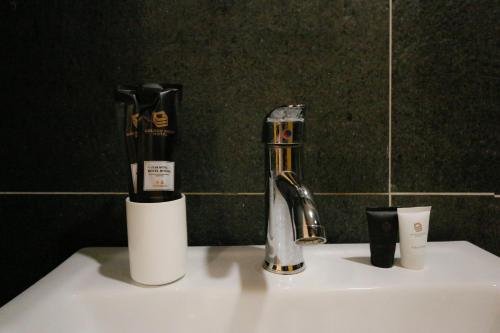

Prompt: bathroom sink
xmin=1 ymin=242 xmax=498 ymax=333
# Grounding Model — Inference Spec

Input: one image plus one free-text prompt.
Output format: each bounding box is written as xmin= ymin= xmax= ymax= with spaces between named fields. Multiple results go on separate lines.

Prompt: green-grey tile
xmin=392 ymin=0 xmax=500 ymax=192
xmin=136 ymin=0 xmax=390 ymax=193
xmin=1 ymin=1 xmax=141 ymax=191
xmin=3 ymin=1 xmax=389 ymax=193
xmin=0 ymin=195 xmax=128 ymax=306
xmin=316 ymin=195 xmax=389 ymax=243
xmin=186 ymin=195 xmax=266 ymax=246
xmin=187 ymin=194 xmax=389 ymax=246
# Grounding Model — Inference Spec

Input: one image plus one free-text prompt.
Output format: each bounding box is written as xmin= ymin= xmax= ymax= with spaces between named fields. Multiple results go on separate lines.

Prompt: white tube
xmin=397 ymin=206 xmax=431 ymax=270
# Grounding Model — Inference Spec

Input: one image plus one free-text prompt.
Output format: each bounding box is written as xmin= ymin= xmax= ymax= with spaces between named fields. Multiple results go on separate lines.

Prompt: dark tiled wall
xmin=1 ymin=1 xmax=498 ymax=306
xmin=392 ymin=0 xmax=500 ymax=193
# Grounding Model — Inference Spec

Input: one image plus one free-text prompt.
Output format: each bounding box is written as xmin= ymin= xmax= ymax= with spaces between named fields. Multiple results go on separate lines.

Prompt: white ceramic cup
xmin=125 ymin=195 xmax=187 ymax=285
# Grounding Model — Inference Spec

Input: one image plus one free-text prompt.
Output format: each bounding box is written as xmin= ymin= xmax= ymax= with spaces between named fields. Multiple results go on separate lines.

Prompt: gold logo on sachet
xmin=414 ymin=222 xmax=423 ymax=232
xmin=131 ymin=114 xmax=140 ymax=128
xmin=152 ymin=111 xmax=169 ymax=128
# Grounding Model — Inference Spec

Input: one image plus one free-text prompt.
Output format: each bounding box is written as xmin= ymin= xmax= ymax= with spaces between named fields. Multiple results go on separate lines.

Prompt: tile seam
xmin=392 ymin=192 xmax=495 ymax=197
xmin=314 ymin=193 xmax=388 ymax=196
xmin=388 ymin=0 xmax=393 ymax=206
xmin=0 ymin=192 xmax=496 ymax=197
xmin=0 ymin=192 xmax=129 ymax=195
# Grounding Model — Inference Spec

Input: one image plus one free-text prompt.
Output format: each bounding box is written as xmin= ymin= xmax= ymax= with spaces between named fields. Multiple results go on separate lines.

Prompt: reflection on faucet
xmin=263 ymin=105 xmax=326 ymax=274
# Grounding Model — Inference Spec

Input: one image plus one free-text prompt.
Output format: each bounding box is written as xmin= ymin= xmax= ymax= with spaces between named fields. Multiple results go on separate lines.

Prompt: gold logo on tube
xmin=152 ymin=111 xmax=168 ymax=128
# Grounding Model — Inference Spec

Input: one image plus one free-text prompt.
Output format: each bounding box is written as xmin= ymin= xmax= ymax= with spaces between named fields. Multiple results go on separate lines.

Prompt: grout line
xmin=314 ymin=192 xmax=388 ymax=196
xmin=0 ymin=192 xmax=496 ymax=197
xmin=388 ymin=0 xmax=393 ymax=207
xmin=0 ymin=192 xmax=128 ymax=195
xmin=392 ymin=192 xmax=495 ymax=197
xmin=0 ymin=192 xmax=384 ymax=196
xmin=185 ymin=192 xmax=263 ymax=196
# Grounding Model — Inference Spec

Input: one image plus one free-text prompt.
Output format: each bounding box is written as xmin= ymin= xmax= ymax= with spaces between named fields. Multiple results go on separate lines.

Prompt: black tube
xmin=366 ymin=207 xmax=399 ymax=268
xmin=115 ymin=86 xmax=140 ymax=201
xmin=135 ymin=84 xmax=182 ymax=203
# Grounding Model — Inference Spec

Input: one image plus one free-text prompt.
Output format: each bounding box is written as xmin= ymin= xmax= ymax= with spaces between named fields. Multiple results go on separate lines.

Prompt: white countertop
xmin=1 ymin=241 xmax=499 ymax=333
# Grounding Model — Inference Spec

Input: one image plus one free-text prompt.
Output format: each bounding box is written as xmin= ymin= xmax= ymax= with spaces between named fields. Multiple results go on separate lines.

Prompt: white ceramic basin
xmin=1 ymin=241 xmax=499 ymax=333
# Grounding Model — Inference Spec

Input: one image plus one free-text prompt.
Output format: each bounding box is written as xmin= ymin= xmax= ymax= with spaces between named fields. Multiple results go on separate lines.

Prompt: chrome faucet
xmin=263 ymin=105 xmax=326 ymax=274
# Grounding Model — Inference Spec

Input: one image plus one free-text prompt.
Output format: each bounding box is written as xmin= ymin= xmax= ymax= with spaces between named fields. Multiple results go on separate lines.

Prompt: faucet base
xmin=263 ymin=261 xmax=305 ymax=275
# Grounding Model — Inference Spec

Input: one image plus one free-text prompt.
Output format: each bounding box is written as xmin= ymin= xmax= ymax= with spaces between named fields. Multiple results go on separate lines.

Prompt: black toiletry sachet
xmin=115 ymin=86 xmax=140 ymax=201
xmin=136 ymin=84 xmax=182 ymax=203
xmin=115 ymin=83 xmax=183 ymax=203
xmin=366 ymin=207 xmax=399 ymax=268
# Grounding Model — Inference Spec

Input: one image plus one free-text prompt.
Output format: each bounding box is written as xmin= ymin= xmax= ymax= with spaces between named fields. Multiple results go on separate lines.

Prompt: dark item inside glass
xmin=115 ymin=83 xmax=183 ymax=203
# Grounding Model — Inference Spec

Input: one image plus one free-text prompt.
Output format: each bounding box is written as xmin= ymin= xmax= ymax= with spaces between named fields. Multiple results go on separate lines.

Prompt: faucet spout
xmin=275 ymin=172 xmax=326 ymax=245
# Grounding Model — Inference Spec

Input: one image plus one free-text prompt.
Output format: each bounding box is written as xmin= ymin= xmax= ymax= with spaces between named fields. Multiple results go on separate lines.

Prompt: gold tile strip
xmin=0 ymin=192 xmax=497 ymax=198
xmin=184 ymin=192 xmax=264 ymax=196
xmin=0 ymin=192 xmax=128 ymax=195
xmin=314 ymin=192 xmax=388 ymax=196
xmin=392 ymin=192 xmax=495 ymax=197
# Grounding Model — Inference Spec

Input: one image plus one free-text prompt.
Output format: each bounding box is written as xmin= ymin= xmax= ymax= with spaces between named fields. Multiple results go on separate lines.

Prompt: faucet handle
xmin=264 ymin=105 xmax=305 ymax=145
xmin=266 ymin=105 xmax=305 ymax=122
